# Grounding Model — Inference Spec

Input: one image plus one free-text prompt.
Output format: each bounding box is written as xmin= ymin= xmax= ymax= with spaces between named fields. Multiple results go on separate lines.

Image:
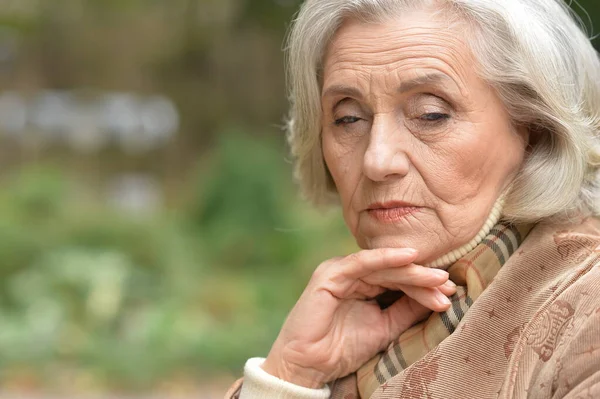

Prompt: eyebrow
xmin=322 ymin=85 xmax=364 ymax=100
xmin=322 ymin=73 xmax=455 ymax=100
xmin=397 ymin=73 xmax=453 ymax=94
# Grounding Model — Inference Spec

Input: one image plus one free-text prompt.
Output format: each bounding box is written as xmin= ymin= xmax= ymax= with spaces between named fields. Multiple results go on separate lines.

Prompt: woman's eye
xmin=420 ymin=113 xmax=450 ymax=122
xmin=334 ymin=116 xmax=361 ymax=126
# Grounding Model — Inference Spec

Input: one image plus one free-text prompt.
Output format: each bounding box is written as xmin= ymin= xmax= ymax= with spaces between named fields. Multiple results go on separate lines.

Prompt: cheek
xmin=414 ymin=126 xmax=495 ymax=199
xmin=322 ymin=134 xmax=353 ymax=198
xmin=466 ymin=121 xmax=526 ymax=180
xmin=322 ymin=134 xmax=364 ymax=222
xmin=420 ymin=121 xmax=525 ymax=201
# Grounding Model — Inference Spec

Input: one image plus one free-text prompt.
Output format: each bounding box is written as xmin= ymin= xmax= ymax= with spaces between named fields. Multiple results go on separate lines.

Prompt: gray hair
xmin=285 ymin=0 xmax=600 ymax=222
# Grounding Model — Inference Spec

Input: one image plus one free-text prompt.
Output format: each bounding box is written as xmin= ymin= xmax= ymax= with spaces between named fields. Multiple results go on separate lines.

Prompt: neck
xmin=425 ymin=196 xmax=505 ymax=269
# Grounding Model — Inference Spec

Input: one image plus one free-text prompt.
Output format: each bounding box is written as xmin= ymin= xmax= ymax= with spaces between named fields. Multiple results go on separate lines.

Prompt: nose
xmin=363 ymin=114 xmax=410 ymax=182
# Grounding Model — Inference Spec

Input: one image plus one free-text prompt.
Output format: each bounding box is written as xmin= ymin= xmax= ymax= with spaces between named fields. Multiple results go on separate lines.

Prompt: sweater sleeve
xmin=553 ymin=288 xmax=600 ymax=398
xmin=560 ymin=371 xmax=600 ymax=399
xmin=229 ymin=358 xmax=331 ymax=399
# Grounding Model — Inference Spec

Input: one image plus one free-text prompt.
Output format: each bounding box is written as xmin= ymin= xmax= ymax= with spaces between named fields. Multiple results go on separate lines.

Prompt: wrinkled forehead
xmin=321 ymin=11 xmax=476 ymax=98
xmin=321 ymin=2 xmax=468 ymax=66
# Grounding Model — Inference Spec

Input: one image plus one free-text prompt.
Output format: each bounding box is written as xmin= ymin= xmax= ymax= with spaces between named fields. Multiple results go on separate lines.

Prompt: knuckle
xmin=312 ymin=256 xmax=343 ymax=281
xmin=312 ymin=263 xmax=327 ymax=280
xmin=345 ymin=251 xmax=363 ymax=264
xmin=403 ymin=265 xmax=420 ymax=280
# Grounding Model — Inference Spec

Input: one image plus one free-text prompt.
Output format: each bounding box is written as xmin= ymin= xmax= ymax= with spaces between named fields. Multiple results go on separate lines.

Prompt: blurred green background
xmin=0 ymin=0 xmax=597 ymax=397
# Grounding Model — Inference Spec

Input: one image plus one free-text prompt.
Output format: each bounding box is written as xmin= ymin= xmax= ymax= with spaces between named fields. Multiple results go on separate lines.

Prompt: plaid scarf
xmin=339 ymin=222 xmax=535 ymax=399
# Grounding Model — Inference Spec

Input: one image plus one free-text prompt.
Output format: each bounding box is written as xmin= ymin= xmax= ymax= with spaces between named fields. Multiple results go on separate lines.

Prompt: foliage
xmin=0 ymin=0 xmax=598 ymax=394
xmin=0 ymin=132 xmax=354 ymax=393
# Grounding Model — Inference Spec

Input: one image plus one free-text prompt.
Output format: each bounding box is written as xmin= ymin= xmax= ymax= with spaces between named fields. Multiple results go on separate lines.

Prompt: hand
xmin=261 ymin=248 xmax=456 ymax=389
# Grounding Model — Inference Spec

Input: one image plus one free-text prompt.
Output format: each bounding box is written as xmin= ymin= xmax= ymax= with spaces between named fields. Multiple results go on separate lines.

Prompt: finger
xmin=363 ymin=264 xmax=449 ymax=288
xmin=316 ymin=249 xmax=417 ymax=301
xmin=382 ymin=295 xmax=431 ymax=343
xmin=341 ymin=248 xmax=419 ymax=279
xmin=345 ymin=280 xmax=387 ymax=300
xmin=319 ymin=274 xmax=389 ymax=300
xmin=398 ymin=284 xmax=452 ymax=312
xmin=438 ymin=280 xmax=457 ymax=297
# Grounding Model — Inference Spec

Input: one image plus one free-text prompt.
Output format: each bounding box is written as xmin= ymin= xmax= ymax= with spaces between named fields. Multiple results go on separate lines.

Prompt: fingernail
xmin=438 ymin=292 xmax=451 ymax=306
xmin=445 ymin=280 xmax=456 ymax=288
xmin=405 ymin=248 xmax=418 ymax=256
xmin=432 ymin=269 xmax=449 ymax=278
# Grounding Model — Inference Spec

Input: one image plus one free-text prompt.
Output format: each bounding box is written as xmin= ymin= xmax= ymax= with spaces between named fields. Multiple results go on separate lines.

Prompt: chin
xmin=357 ymin=234 xmax=448 ymax=266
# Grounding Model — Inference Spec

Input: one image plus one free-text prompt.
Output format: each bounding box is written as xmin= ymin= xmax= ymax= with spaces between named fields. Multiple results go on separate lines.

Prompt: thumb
xmin=383 ymin=295 xmax=431 ymax=341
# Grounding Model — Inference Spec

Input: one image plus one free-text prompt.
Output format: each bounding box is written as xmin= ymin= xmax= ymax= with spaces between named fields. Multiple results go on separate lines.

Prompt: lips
xmin=366 ymin=201 xmax=421 ymax=223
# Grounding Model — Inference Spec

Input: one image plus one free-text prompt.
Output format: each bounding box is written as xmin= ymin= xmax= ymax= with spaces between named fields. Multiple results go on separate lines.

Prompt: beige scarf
xmin=331 ymin=222 xmax=535 ymax=398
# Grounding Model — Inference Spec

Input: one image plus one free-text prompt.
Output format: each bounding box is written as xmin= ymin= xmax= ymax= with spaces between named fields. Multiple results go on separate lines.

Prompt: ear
xmin=520 ymin=123 xmax=546 ymax=158
xmin=517 ymin=124 xmax=531 ymax=150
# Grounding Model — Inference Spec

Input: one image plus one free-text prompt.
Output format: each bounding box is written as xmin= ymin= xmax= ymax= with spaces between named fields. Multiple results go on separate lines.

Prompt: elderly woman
xmin=226 ymin=0 xmax=600 ymax=397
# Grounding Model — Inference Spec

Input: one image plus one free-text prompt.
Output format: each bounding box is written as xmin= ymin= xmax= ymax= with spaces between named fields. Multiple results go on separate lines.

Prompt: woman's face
xmin=321 ymin=11 xmax=529 ymax=265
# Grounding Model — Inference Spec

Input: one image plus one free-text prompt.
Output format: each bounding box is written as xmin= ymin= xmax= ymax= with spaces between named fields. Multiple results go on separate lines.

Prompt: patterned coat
xmin=226 ymin=217 xmax=600 ymax=398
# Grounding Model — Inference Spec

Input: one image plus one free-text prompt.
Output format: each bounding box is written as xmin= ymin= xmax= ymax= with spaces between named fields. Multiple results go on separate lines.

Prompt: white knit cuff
xmin=239 ymin=357 xmax=331 ymax=399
